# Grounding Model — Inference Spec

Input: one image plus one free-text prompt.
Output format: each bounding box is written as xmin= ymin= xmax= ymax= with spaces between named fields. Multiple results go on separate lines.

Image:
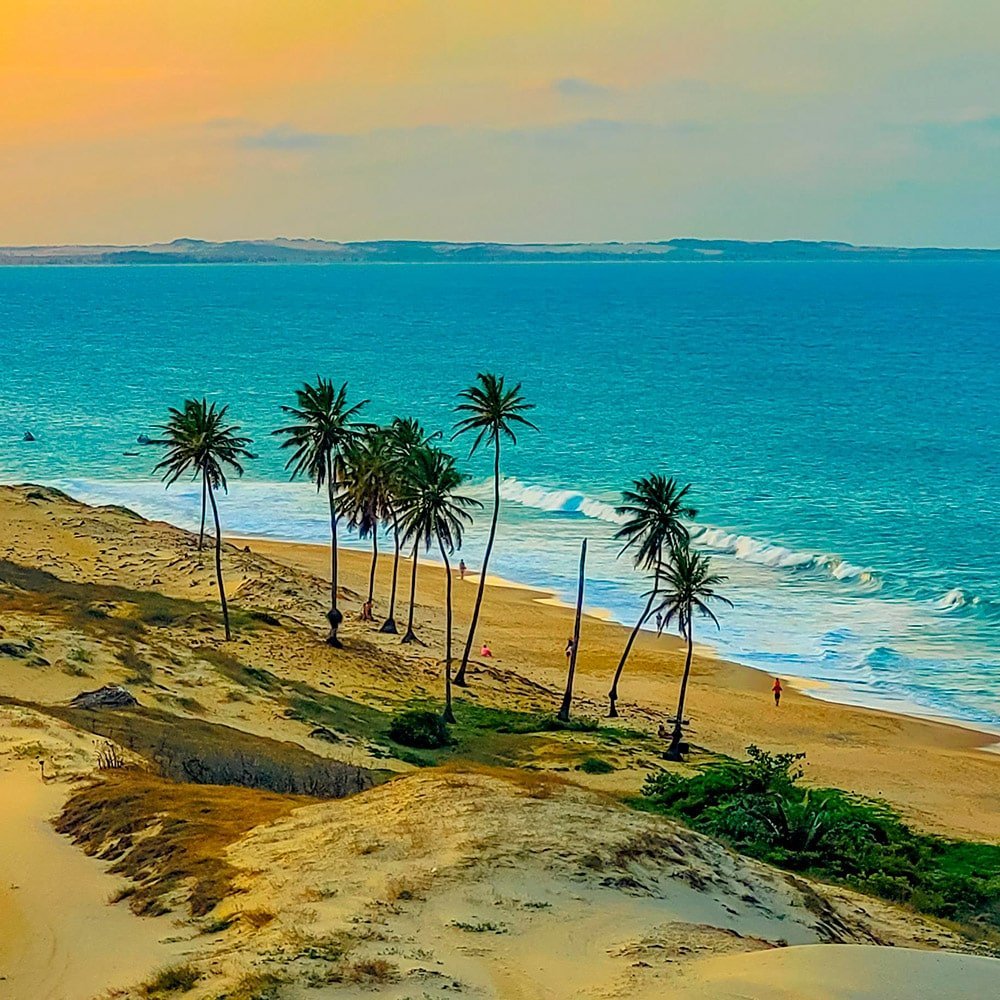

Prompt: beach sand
xmin=1 ymin=484 xmax=999 ymax=998
xmin=249 ymin=534 xmax=1000 ymax=841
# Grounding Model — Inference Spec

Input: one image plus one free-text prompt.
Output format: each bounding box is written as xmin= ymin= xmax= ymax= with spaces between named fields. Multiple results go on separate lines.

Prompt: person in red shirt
xmin=772 ymin=677 xmax=783 ymax=707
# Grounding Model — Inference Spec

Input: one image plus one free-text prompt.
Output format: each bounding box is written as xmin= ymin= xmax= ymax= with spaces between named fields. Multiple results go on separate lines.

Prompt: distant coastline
xmin=2 ymin=237 xmax=999 ymax=266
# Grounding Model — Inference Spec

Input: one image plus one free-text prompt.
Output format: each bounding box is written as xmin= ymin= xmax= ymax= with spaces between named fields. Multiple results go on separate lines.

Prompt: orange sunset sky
xmin=1 ymin=1 xmax=998 ymax=246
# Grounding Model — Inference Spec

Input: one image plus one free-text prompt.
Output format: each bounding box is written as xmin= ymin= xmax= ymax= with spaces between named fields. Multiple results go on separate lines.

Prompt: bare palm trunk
xmin=557 ymin=539 xmax=587 ymax=722
xmin=455 ymin=438 xmax=500 ymax=686
xmin=438 ymin=538 xmax=455 ymax=723
xmin=367 ymin=531 xmax=378 ymax=605
xmin=198 ymin=473 xmax=208 ymax=550
xmin=380 ymin=508 xmax=401 ymax=634
xmin=326 ymin=452 xmax=343 ymax=648
xmin=666 ymin=617 xmax=694 ymax=760
xmin=206 ymin=481 xmax=231 ymax=641
xmin=401 ymin=541 xmax=420 ymax=643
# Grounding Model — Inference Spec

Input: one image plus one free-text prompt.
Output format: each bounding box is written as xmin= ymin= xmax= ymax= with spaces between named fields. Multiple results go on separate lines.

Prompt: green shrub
xmin=577 ymin=757 xmax=615 ymax=774
xmin=387 ymin=709 xmax=452 ymax=749
xmin=641 ymin=744 xmax=1000 ymax=929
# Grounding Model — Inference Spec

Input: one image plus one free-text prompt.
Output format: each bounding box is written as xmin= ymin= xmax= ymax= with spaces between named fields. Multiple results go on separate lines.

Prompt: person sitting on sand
xmin=772 ymin=677 xmax=783 ymax=707
xmin=481 ymin=641 xmax=493 ymax=658
xmin=360 ymin=599 xmax=373 ymax=622
xmin=459 ymin=559 xmax=467 ymax=580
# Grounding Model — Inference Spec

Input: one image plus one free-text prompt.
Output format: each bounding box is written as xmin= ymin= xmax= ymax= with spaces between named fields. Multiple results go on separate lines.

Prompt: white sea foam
xmin=499 ymin=477 xmax=625 ymax=524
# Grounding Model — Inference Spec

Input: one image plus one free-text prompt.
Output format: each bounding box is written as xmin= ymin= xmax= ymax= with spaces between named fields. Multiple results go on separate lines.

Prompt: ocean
xmin=1 ymin=261 xmax=998 ymax=729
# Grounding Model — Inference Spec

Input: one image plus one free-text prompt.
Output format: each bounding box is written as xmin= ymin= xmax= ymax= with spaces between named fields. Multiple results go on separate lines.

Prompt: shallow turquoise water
xmin=1 ymin=262 xmax=998 ymax=726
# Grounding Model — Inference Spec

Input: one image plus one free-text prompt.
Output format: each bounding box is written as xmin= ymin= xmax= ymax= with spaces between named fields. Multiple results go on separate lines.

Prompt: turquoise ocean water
xmin=1 ymin=262 xmax=998 ymax=728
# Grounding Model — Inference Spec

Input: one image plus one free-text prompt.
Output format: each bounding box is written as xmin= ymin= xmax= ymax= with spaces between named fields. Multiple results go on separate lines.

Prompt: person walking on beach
xmin=655 ymin=611 xmax=663 ymax=633
xmin=459 ymin=559 xmax=467 ymax=580
xmin=565 ymin=636 xmax=575 ymax=660
xmin=772 ymin=677 xmax=783 ymax=707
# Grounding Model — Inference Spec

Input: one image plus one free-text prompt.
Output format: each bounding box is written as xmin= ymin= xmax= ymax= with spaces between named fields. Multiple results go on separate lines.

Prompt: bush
xmin=387 ymin=709 xmax=452 ymax=749
xmin=577 ymin=757 xmax=615 ymax=774
xmin=641 ymin=745 xmax=1000 ymax=929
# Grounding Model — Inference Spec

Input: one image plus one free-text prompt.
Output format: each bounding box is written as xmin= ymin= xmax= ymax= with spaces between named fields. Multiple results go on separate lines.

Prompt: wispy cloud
xmin=551 ymin=77 xmax=615 ymax=100
xmin=238 ymin=125 xmax=351 ymax=150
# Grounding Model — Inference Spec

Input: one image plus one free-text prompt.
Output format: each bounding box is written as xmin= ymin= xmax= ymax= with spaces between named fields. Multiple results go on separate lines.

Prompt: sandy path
xmin=0 ymin=766 xmax=185 ymax=1000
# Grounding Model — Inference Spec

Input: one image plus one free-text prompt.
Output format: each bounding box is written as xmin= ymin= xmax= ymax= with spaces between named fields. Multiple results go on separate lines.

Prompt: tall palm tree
xmin=451 ymin=372 xmax=537 ymax=686
xmin=651 ymin=542 xmax=732 ymax=761
xmin=153 ymin=399 xmax=253 ymax=641
xmin=273 ymin=378 xmax=369 ymax=647
xmin=339 ymin=428 xmax=397 ymax=612
xmin=379 ymin=417 xmax=441 ymax=634
xmin=607 ymin=475 xmax=696 ymax=717
xmin=396 ymin=447 xmax=481 ymax=719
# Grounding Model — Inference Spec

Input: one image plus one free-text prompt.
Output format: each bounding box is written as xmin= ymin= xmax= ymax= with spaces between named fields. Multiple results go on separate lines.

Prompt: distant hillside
xmin=1 ymin=237 xmax=997 ymax=265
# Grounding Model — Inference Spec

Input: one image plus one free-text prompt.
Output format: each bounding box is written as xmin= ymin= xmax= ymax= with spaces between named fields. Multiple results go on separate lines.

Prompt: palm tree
xmin=607 ymin=475 xmax=696 ymax=717
xmin=451 ymin=373 xmax=537 ymax=686
xmin=651 ymin=541 xmax=732 ymax=761
xmin=339 ymin=428 xmax=396 ymax=612
xmin=379 ymin=417 xmax=441 ymax=634
xmin=153 ymin=399 xmax=253 ymax=641
xmin=396 ymin=447 xmax=481 ymax=719
xmin=273 ymin=378 xmax=369 ymax=647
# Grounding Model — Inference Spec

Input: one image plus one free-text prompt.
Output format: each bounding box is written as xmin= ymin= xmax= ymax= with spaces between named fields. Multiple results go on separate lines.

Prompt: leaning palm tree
xmin=396 ymin=447 xmax=481 ymax=719
xmin=273 ymin=378 xmax=368 ymax=647
xmin=451 ymin=373 xmax=537 ymax=686
xmin=153 ymin=399 xmax=253 ymax=641
xmin=339 ymin=428 xmax=397 ymax=612
xmin=379 ymin=417 xmax=442 ymax=634
xmin=652 ymin=542 xmax=732 ymax=761
xmin=607 ymin=475 xmax=696 ymax=717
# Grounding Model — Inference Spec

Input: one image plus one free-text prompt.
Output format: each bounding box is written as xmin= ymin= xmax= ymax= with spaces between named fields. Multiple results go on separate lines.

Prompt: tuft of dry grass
xmin=56 ymin=769 xmax=304 ymax=917
xmin=140 ymin=962 xmax=201 ymax=996
xmin=220 ymin=971 xmax=285 ymax=999
xmin=240 ymin=908 xmax=276 ymax=930
xmin=341 ymin=958 xmax=398 ymax=984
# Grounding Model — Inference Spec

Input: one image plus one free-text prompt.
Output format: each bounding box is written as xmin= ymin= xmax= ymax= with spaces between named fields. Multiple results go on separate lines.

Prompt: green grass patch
xmin=577 ymin=757 xmax=615 ymax=774
xmin=640 ymin=744 xmax=1000 ymax=931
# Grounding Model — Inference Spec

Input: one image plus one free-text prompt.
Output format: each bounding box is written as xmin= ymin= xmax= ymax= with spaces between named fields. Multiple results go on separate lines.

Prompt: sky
xmin=1 ymin=0 xmax=998 ymax=247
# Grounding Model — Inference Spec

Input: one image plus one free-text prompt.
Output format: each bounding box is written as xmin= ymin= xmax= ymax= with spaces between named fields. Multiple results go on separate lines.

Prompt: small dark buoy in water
xmin=22 ymin=431 xmax=36 ymax=442
xmin=136 ymin=433 xmax=152 ymax=445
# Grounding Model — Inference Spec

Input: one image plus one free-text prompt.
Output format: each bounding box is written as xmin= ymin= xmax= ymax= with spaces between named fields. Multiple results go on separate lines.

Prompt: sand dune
xmin=1 ymin=484 xmax=998 ymax=998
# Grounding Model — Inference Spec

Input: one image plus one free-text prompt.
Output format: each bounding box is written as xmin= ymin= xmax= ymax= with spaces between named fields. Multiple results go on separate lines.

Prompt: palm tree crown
xmin=614 ymin=475 xmax=696 ymax=570
xmin=339 ymin=428 xmax=397 ymax=539
xmin=273 ymin=378 xmax=369 ymax=485
xmin=397 ymin=447 xmax=481 ymax=554
xmin=153 ymin=399 xmax=253 ymax=492
xmin=653 ymin=542 xmax=732 ymax=635
xmin=453 ymin=372 xmax=538 ymax=455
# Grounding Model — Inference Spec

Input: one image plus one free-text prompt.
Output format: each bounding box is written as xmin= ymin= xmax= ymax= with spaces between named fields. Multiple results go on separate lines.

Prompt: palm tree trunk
xmin=607 ymin=587 xmax=657 ymax=718
xmin=401 ymin=541 xmax=419 ymax=643
xmin=380 ymin=509 xmax=401 ymax=634
xmin=666 ymin=616 xmax=694 ymax=760
xmin=206 ymin=481 xmax=231 ymax=641
xmin=455 ymin=438 xmax=501 ymax=686
xmin=367 ymin=530 xmax=378 ymax=605
xmin=326 ymin=451 xmax=343 ymax=648
xmin=558 ymin=539 xmax=587 ymax=722
xmin=438 ymin=537 xmax=455 ymax=723
xmin=198 ymin=473 xmax=207 ymax=551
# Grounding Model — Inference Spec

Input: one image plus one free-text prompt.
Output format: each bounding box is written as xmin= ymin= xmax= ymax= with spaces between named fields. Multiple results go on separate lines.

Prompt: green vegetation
xmin=640 ymin=745 xmax=1000 ymax=929
xmin=577 ymin=756 xmax=615 ymax=774
xmin=388 ymin=708 xmax=453 ymax=749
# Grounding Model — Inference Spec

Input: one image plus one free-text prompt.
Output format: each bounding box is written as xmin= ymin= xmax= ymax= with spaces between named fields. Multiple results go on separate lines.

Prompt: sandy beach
xmin=248 ymin=534 xmax=1000 ymax=841
xmin=1 ymin=484 xmax=999 ymax=998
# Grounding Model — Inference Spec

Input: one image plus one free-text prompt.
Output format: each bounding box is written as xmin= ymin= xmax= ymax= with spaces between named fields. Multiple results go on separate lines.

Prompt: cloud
xmin=551 ymin=77 xmax=615 ymax=100
xmin=238 ymin=125 xmax=350 ymax=150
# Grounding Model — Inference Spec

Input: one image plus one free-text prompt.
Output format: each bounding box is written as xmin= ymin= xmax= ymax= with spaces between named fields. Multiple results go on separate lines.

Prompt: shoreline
xmin=231 ymin=531 xmax=1000 ymax=750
